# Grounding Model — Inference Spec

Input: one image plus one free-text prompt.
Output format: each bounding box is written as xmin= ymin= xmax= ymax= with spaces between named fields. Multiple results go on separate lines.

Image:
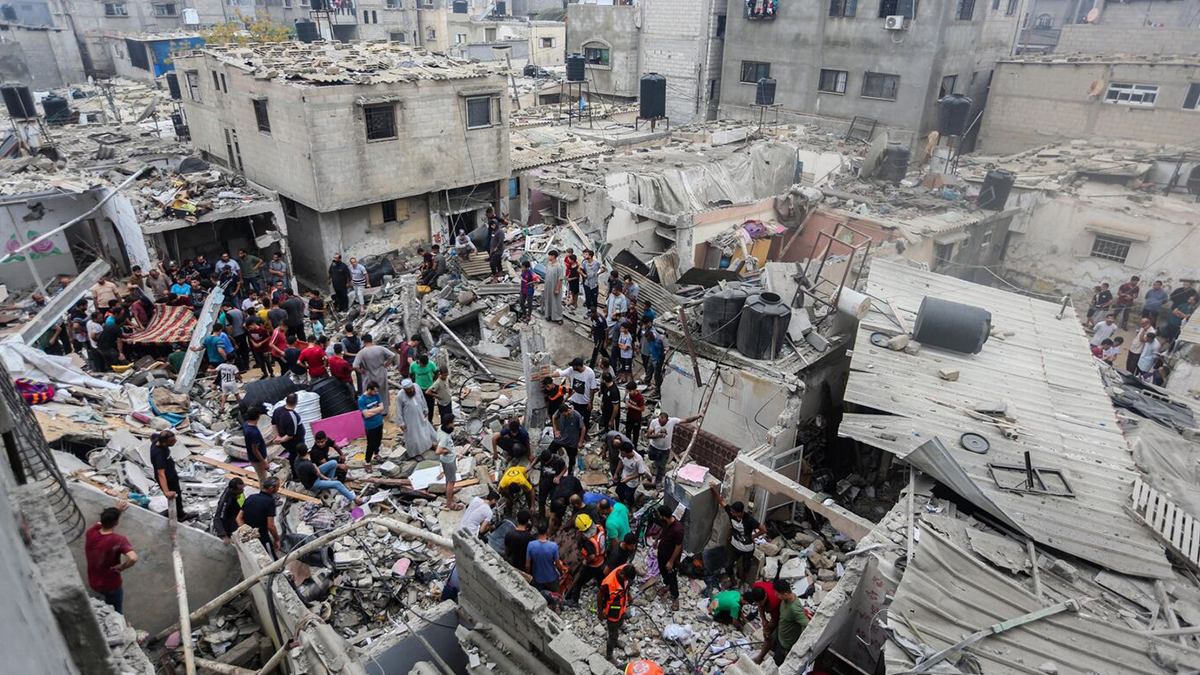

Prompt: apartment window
xmin=878 ymin=0 xmax=914 ymax=18
xmin=152 ymin=2 xmax=177 ymax=15
xmin=224 ymin=128 xmax=243 ymax=172
xmin=485 ymin=27 xmax=497 ymax=41
xmin=1005 ymin=0 xmax=1017 ymax=14
xmin=955 ymin=0 xmax=975 ymax=20
xmin=818 ymin=69 xmax=848 ymax=94
xmin=212 ymin=71 xmax=220 ymax=91
xmin=390 ymin=31 xmax=406 ymax=42
xmin=1104 ymin=83 xmax=1158 ymax=107
xmin=540 ymin=37 xmax=554 ymax=48
xmin=583 ymin=44 xmax=610 ymax=66
xmin=104 ymin=2 xmax=128 ymax=15
xmin=829 ymin=0 xmax=856 ymax=17
xmin=991 ymin=0 xmax=999 ymax=9
xmin=184 ymin=70 xmax=200 ymax=101
xmin=364 ymin=103 xmax=396 ymax=140
xmin=508 ymin=177 xmax=519 ymax=199
xmin=716 ymin=14 xmax=726 ymax=37
xmin=862 ymin=72 xmax=899 ymax=100
xmin=1090 ymin=234 xmax=1132 ymax=264
xmin=253 ymin=99 xmax=271 ymax=134
xmin=283 ymin=0 xmax=293 ymax=7
xmin=466 ymin=96 xmax=493 ymax=129
xmin=427 ymin=28 xmax=436 ymax=40
xmin=372 ymin=10 xmax=378 ymax=22
xmin=1034 ymin=13 xmax=1052 ymax=28
xmin=386 ymin=0 xmax=400 ymax=7
xmin=220 ymin=73 xmax=227 ymax=93
xmin=381 ymin=200 xmax=397 ymax=222
xmin=740 ymin=60 xmax=770 ymax=83
xmin=455 ymin=33 xmax=466 ymax=44
xmin=939 ymin=74 xmax=957 ymax=98
xmin=1184 ymin=83 xmax=1200 ymax=111
xmin=280 ymin=196 xmax=298 ymax=219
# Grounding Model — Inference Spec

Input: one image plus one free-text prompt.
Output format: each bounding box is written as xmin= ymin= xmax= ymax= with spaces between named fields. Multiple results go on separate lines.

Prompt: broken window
xmin=583 ymin=43 xmax=610 ymax=66
xmin=878 ymin=0 xmax=914 ymax=18
xmin=818 ymin=69 xmax=848 ymax=94
xmin=862 ymin=72 xmax=899 ymax=100
xmin=1104 ymin=82 xmax=1157 ymax=107
xmin=387 ymin=0 xmax=399 ymax=7
xmin=1185 ymin=83 xmax=1200 ymax=111
xmin=364 ymin=103 xmax=396 ymax=140
xmin=283 ymin=0 xmax=293 ymax=8
xmin=253 ymin=99 xmax=271 ymax=134
xmin=381 ymin=200 xmax=397 ymax=222
xmin=939 ymin=74 xmax=957 ymax=98
xmin=1034 ymin=12 xmax=1052 ymax=28
xmin=988 ymin=459 xmax=1075 ymax=498
xmin=104 ymin=2 xmax=127 ymax=15
xmin=223 ymin=128 xmax=243 ymax=172
xmin=955 ymin=0 xmax=975 ymax=20
xmin=152 ymin=2 xmax=176 ymax=15
xmin=485 ymin=27 xmax=497 ymax=41
xmin=427 ymin=27 xmax=436 ymax=40
xmin=1089 ymin=234 xmax=1132 ymax=263
xmin=184 ymin=70 xmax=200 ymax=101
xmin=829 ymin=0 xmax=856 ymax=17
xmin=740 ymin=60 xmax=770 ymax=83
xmin=466 ymin=96 xmax=493 ymax=129
xmin=280 ymin=196 xmax=298 ymax=219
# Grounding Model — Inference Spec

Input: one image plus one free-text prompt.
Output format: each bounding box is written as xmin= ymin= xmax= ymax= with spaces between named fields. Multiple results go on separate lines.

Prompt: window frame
xmin=252 ymin=98 xmax=271 ymax=134
xmin=540 ymin=36 xmax=554 ymax=48
xmin=184 ymin=70 xmax=200 ymax=101
xmin=861 ymin=72 xmax=900 ymax=101
xmin=455 ymin=33 xmax=467 ymax=44
xmin=104 ymin=2 xmax=128 ymax=16
xmin=1184 ymin=83 xmax=1200 ymax=111
xmin=381 ymin=200 xmax=398 ymax=222
xmin=878 ymin=0 xmax=915 ymax=19
xmin=955 ymin=0 xmax=975 ymax=20
xmin=829 ymin=0 xmax=857 ymax=18
xmin=386 ymin=0 xmax=400 ymax=7
xmin=152 ymin=2 xmax=177 ymax=15
xmin=716 ymin=14 xmax=726 ymax=37
xmin=390 ymin=31 xmax=406 ymax=42
xmin=1089 ymin=234 xmax=1133 ymax=264
xmin=364 ymin=103 xmax=397 ymax=141
xmin=818 ymin=69 xmax=848 ymax=94
xmin=1005 ymin=0 xmax=1017 ymax=14
xmin=1033 ymin=13 xmax=1053 ymax=28
xmin=939 ymin=74 xmax=957 ymax=98
xmin=740 ymin=60 xmax=770 ymax=84
xmin=583 ymin=43 xmax=611 ymax=67
xmin=465 ymin=96 xmax=494 ymax=130
xmin=1103 ymin=82 xmax=1158 ymax=107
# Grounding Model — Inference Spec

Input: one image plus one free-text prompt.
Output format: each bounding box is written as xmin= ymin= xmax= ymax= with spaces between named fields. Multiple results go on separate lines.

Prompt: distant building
xmin=977 ymin=54 xmax=1200 ymax=154
xmin=101 ymin=32 xmax=205 ymax=81
xmin=174 ymin=42 xmax=512 ymax=286
xmin=0 ymin=21 xmax=86 ymax=88
xmin=718 ymin=0 xmax=1019 ymax=143
xmin=1017 ymin=0 xmax=1200 ymax=54
xmin=565 ymin=0 xmax=727 ymax=123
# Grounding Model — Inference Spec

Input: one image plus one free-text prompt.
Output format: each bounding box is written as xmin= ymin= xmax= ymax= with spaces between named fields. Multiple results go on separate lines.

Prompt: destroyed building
xmin=174 ymin=41 xmax=512 ymax=287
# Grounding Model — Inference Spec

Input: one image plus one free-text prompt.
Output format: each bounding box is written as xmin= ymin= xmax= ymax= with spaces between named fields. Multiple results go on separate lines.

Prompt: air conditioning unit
xmin=884 ymin=15 xmax=906 ymax=30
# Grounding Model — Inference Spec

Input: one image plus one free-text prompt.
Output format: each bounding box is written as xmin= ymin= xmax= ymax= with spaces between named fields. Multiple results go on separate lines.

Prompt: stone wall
xmin=1056 ymin=25 xmax=1200 ymax=55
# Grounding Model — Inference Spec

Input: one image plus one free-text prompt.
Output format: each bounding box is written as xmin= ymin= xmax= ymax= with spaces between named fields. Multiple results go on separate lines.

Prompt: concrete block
xmin=938 ymin=368 xmax=960 ymax=381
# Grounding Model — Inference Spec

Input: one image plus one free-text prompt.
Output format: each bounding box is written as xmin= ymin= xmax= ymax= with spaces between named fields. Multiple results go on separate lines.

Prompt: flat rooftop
xmin=181 ymin=42 xmax=505 ymax=86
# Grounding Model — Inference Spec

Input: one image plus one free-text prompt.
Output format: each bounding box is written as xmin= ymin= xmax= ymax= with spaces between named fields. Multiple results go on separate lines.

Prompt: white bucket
xmin=836 ymin=288 xmax=872 ymax=320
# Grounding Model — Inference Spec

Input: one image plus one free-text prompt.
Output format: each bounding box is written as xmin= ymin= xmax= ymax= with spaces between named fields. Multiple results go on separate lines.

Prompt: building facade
xmin=977 ymin=55 xmax=1200 ymax=154
xmin=566 ymin=0 xmax=727 ymax=123
xmin=1017 ymin=0 xmax=1200 ymax=53
xmin=0 ymin=21 xmax=86 ymax=87
xmin=175 ymin=42 xmax=512 ymax=286
xmin=718 ymin=0 xmax=1019 ymax=141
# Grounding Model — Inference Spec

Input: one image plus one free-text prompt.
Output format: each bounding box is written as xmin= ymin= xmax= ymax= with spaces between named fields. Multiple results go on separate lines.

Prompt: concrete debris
xmin=937 ymin=368 xmax=960 ymax=381
xmin=91 ymin=597 xmax=155 ymax=675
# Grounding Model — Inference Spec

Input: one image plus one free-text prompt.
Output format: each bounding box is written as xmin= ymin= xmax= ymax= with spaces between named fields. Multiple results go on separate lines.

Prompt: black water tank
xmin=295 ymin=19 xmax=318 ymax=43
xmin=877 ymin=142 xmax=910 ymax=185
xmin=912 ymin=296 xmax=992 ymax=354
xmin=1 ymin=84 xmax=37 ymax=119
xmin=755 ymin=78 xmax=776 ymax=106
xmin=165 ymin=72 xmax=182 ymax=100
xmin=977 ymin=168 xmax=1015 ymax=211
xmin=41 ymin=95 xmax=70 ymax=124
xmin=640 ymin=72 xmax=666 ymax=119
xmin=241 ymin=376 xmax=300 ymax=414
xmin=170 ymin=112 xmax=189 ymax=139
xmin=523 ymin=63 xmax=537 ymax=77
xmin=452 ymin=0 xmax=467 ymax=12
xmin=938 ymin=93 xmax=972 ymax=137
xmin=308 ymin=376 xmax=358 ymax=418
xmin=703 ymin=286 xmax=749 ymax=348
xmin=566 ymin=53 xmax=585 ymax=82
xmin=736 ymin=292 xmax=792 ymax=360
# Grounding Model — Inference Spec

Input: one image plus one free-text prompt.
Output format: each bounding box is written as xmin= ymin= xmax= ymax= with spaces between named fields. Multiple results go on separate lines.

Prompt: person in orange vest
xmin=567 ymin=514 xmax=607 ymax=604
xmin=624 ymin=660 xmax=663 ymax=675
xmin=598 ymin=563 xmax=638 ymax=662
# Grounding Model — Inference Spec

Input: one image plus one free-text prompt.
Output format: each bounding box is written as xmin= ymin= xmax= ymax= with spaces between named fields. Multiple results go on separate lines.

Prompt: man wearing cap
xmin=395 ymin=378 xmax=437 ymax=459
xmin=558 ymin=357 xmax=598 ymax=431
xmin=567 ymin=513 xmax=607 ymax=603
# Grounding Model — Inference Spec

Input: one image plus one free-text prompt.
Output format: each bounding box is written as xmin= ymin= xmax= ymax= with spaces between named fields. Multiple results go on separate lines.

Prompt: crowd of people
xmin=1087 ymin=276 xmax=1197 ymax=384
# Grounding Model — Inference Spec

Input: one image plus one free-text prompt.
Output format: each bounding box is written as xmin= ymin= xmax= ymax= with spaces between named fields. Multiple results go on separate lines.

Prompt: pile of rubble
xmin=91 ymin=596 xmax=155 ymax=675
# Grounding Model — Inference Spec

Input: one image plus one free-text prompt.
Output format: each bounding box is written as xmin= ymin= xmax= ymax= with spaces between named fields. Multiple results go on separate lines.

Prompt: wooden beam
xmin=170 ymin=501 xmax=197 ymax=675
xmin=676 ymin=306 xmax=703 ymax=384
xmin=733 ymin=456 xmax=874 ymax=541
xmin=188 ymin=455 xmax=320 ymax=504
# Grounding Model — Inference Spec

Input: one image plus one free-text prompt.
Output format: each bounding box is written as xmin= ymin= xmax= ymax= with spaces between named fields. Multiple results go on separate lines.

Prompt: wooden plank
xmin=189 ymin=454 xmax=321 ymax=504
xmin=1181 ymin=516 xmax=1195 ymax=564
xmin=1133 ymin=478 xmax=1147 ymax=510
xmin=1173 ymin=508 xmax=1187 ymax=549
xmin=1161 ymin=503 xmax=1176 ymax=541
xmin=1125 ymin=505 xmax=1200 ymax=575
xmin=1189 ymin=521 xmax=1200 ymax=563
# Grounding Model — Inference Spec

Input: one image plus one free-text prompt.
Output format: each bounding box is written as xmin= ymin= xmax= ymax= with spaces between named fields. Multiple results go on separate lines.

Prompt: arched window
xmin=582 ymin=40 xmax=610 ymax=67
xmin=1034 ymin=13 xmax=1053 ymax=29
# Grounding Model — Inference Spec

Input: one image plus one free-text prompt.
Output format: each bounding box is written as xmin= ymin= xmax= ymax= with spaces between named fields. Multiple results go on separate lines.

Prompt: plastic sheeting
xmin=627 ymin=143 xmax=799 ymax=217
xmin=1127 ymin=419 xmax=1200 ymax=520
xmin=0 ymin=342 xmax=120 ymax=390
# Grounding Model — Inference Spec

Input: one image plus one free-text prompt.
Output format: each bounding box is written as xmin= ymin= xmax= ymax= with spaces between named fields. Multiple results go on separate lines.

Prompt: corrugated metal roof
xmin=839 ymin=259 xmax=1172 ymax=578
xmin=885 ymin=523 xmax=1200 ymax=675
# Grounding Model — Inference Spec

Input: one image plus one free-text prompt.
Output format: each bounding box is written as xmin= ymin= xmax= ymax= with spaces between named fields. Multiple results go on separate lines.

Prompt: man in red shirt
xmin=328 ymin=343 xmax=354 ymax=390
xmin=300 ymin=335 xmax=329 ymax=379
xmin=751 ymin=579 xmax=784 ymax=664
xmin=624 ymin=382 xmax=645 ymax=448
xmin=84 ymin=504 xmax=138 ymax=614
xmin=268 ymin=324 xmax=289 ymax=373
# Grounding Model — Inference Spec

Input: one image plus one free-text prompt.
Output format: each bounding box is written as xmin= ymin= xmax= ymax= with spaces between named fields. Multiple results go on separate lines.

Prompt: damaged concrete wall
xmin=454 ymin=530 xmax=621 ymax=675
xmin=0 ymin=25 xmax=86 ymax=88
xmin=337 ymin=194 xmax=432 ymax=260
xmin=0 ymin=193 xmax=83 ymax=290
xmin=67 ymin=483 xmax=243 ymax=635
xmin=565 ymin=4 xmax=640 ymax=100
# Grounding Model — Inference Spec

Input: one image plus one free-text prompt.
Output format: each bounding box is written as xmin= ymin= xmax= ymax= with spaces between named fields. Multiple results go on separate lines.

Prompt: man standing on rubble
xmin=543 ymin=250 xmax=565 ymax=323
xmin=488 ymin=214 xmax=506 ymax=283
xmin=239 ymin=477 xmax=282 ymax=556
xmin=353 ymin=333 xmax=395 ymax=415
xmin=581 ymin=250 xmax=605 ymax=311
xmin=550 ymin=401 xmax=585 ymax=475
xmin=151 ymin=430 xmax=187 ymax=520
xmin=396 ymin=378 xmax=437 ymax=459
xmin=85 ymin=503 xmax=137 ymax=614
xmin=710 ymin=484 xmax=766 ymax=585
xmin=559 ymin=357 xmax=598 ymax=431
xmin=646 ymin=411 xmax=701 ymax=486
xmin=237 ymin=249 xmax=264 ymax=294
xmin=243 ymin=408 xmax=271 ymax=485
xmin=656 ymin=504 xmax=684 ymax=611
xmin=410 ymin=354 xmax=439 ymax=422
xmin=598 ymin=498 xmax=630 ymax=552
xmin=212 ymin=478 xmax=245 ymax=544
xmin=328 ymin=253 xmax=352 ymax=312
xmin=271 ymin=393 xmax=306 ymax=472
xmin=348 ymin=257 xmax=370 ymax=308
xmin=567 ymin=514 xmax=607 ymax=603
xmin=599 ymin=563 xmax=637 ymax=664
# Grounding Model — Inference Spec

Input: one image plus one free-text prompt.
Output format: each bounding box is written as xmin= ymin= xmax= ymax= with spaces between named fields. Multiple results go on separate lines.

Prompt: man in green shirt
xmin=409 ymin=354 xmax=439 ymax=423
xmin=238 ymin=249 xmax=265 ymax=293
xmin=167 ymin=343 xmax=187 ymax=374
xmin=597 ymin=498 xmax=629 ymax=549
xmin=773 ymin=581 xmax=809 ymax=665
xmin=710 ymin=589 xmax=754 ymax=630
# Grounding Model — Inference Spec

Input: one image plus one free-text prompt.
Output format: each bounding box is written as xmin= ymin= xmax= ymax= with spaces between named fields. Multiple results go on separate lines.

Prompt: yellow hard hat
xmin=625 ymin=661 xmax=663 ymax=675
xmin=575 ymin=514 xmax=593 ymax=532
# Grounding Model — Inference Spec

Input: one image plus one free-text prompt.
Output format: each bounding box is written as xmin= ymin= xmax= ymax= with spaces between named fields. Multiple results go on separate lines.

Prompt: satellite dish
xmin=134 ymin=94 xmax=159 ymax=124
xmin=1085 ymin=7 xmax=1099 ymax=23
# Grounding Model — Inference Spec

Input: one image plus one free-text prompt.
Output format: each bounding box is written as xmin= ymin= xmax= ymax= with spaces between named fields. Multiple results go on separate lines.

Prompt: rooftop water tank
xmin=1 ymin=84 xmax=36 ymax=120
xmin=912 ymin=296 xmax=992 ymax=354
xmin=702 ymin=286 xmax=749 ymax=348
xmin=565 ymin=53 xmax=585 ymax=82
xmin=977 ymin=168 xmax=1015 ymax=211
xmin=295 ymin=19 xmax=318 ymax=43
xmin=41 ymin=95 xmax=70 ymax=124
xmin=877 ymin=142 xmax=909 ymax=185
xmin=938 ymin=93 xmax=972 ymax=137
xmin=640 ymin=72 xmax=666 ymax=119
xmin=736 ymin=292 xmax=792 ymax=360
xmin=755 ymin=78 xmax=776 ymax=106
